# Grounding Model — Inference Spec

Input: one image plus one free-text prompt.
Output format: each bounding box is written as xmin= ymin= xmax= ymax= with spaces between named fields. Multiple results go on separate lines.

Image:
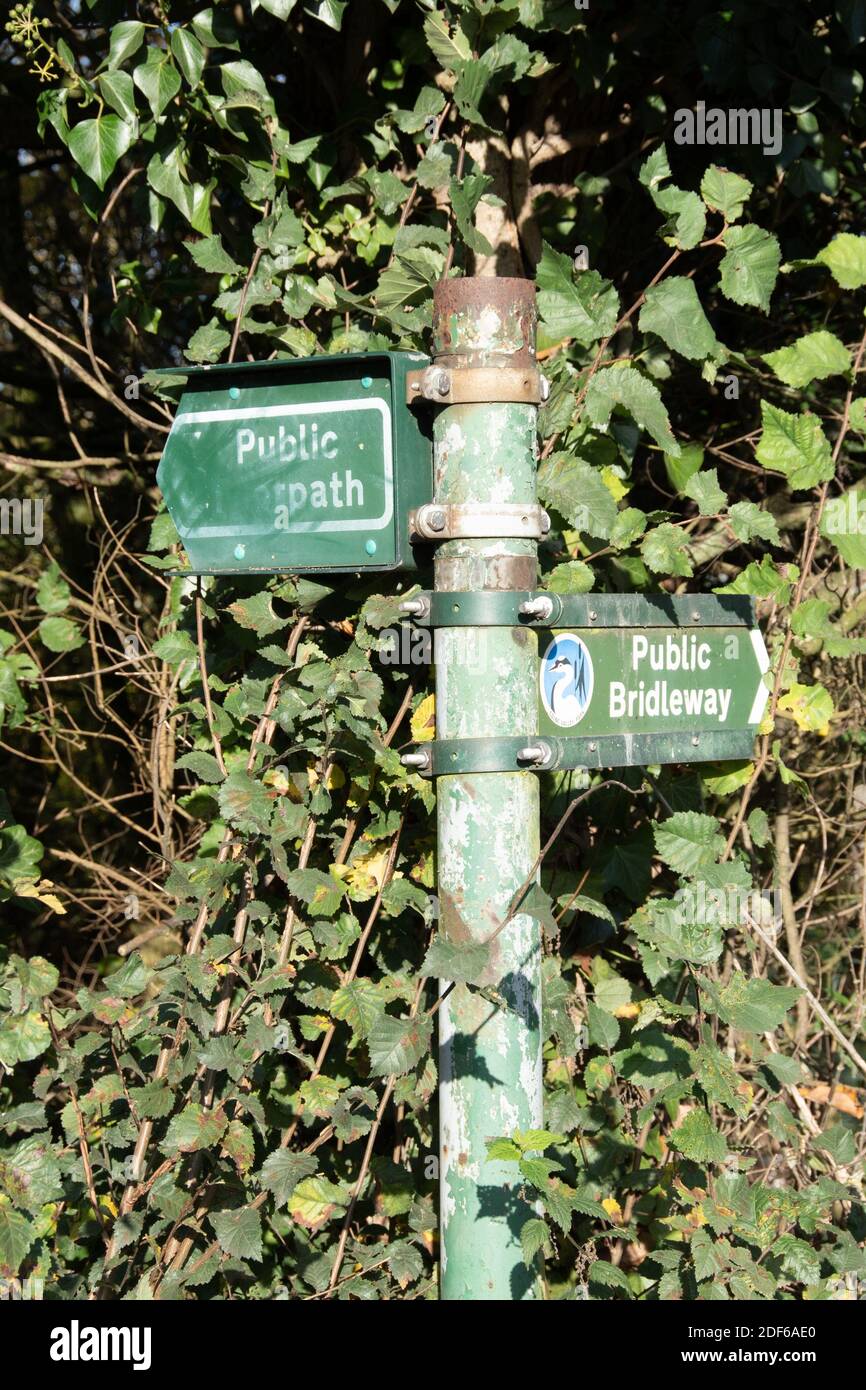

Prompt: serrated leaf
xmin=289 ymin=1175 xmax=347 ymax=1229
xmin=669 ymin=1108 xmax=727 ymax=1163
xmin=218 ymin=770 xmax=272 ymax=836
xmin=538 ymin=453 xmax=618 ymax=538
xmin=640 ymin=523 xmax=693 ymax=577
xmin=700 ymin=165 xmax=753 ymax=221
xmin=260 ymin=1149 xmax=318 ymax=1206
xmin=520 ymin=1216 xmax=550 ymax=1266
xmin=367 ymin=1013 xmax=432 ymax=1077
xmin=209 ymin=1206 xmax=263 ymax=1260
xmin=162 ymin=1103 xmax=228 ymax=1154
xmin=654 ymin=811 xmax=724 ymax=874
xmin=585 ymin=366 xmax=679 ymax=455
xmin=719 ymin=225 xmax=780 ymax=311
xmin=756 ymin=401 xmax=834 ymax=491
xmin=763 ymin=330 xmax=851 ymax=389
xmin=704 ymin=975 xmax=800 ymax=1033
xmin=816 ymin=232 xmax=866 ymax=289
xmin=639 ymin=277 xmax=723 ymax=361
xmin=537 ymin=241 xmax=619 ymax=346
xmin=0 ymin=1206 xmax=35 ymax=1276
xmin=685 ymin=468 xmax=727 ymax=515
xmin=421 ymin=935 xmax=492 ymax=985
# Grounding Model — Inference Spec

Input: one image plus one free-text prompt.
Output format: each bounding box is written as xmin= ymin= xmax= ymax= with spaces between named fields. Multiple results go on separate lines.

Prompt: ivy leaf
xmin=585 ymin=366 xmax=679 ymax=455
xmin=700 ymin=165 xmax=753 ymax=222
xmin=209 ymin=1207 xmax=263 ymax=1261
xmin=367 ymin=1013 xmax=432 ymax=1077
xmin=170 ymin=29 xmax=206 ymax=87
xmin=669 ymin=1109 xmax=728 ymax=1163
xmin=256 ymin=0 xmax=299 ymax=17
xmin=719 ymin=225 xmax=780 ymax=311
xmin=763 ymin=331 xmax=851 ymax=388
xmin=106 ymin=20 xmax=145 ymax=70
xmin=133 ymin=48 xmax=182 ymax=120
xmin=260 ymin=1150 xmax=318 ymax=1206
xmin=98 ymin=71 xmax=138 ymax=125
xmin=536 ymin=241 xmax=619 ymax=346
xmin=639 ymin=278 xmax=723 ymax=361
xmin=755 ymin=402 xmax=834 ymax=491
xmin=815 ymin=232 xmax=866 ymax=289
xmin=640 ymin=523 xmax=693 ymax=577
xmin=68 ymin=115 xmax=134 ymax=191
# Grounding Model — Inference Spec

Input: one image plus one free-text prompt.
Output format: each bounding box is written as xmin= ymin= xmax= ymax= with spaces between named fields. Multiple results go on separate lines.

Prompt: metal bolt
xmin=588 ymin=610 xmax=598 ymax=622
xmin=434 ymin=370 xmax=450 ymax=397
xmin=401 ymin=751 xmax=431 ymax=771
xmin=540 ymin=509 xmax=551 ymax=534
xmin=588 ymin=742 xmax=597 ymax=753
xmin=539 ymin=375 xmax=550 ymax=403
xmin=427 ymin=508 xmax=447 ymax=533
xmin=399 ymin=596 xmax=430 ymax=618
xmin=692 ymin=736 xmax=700 ymax=746
xmin=691 ymin=611 xmax=700 ymax=622
xmin=516 ymin=744 xmax=547 ymax=766
xmin=518 ymin=596 xmax=554 ymax=622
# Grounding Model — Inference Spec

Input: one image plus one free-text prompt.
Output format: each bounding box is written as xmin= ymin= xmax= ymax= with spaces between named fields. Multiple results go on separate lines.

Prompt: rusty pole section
xmin=432 ymin=278 xmax=543 ymax=1300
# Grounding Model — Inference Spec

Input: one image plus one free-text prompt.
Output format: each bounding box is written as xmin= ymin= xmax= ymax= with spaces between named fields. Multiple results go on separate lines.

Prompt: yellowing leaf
xmin=332 ymin=845 xmax=400 ymax=901
xmin=777 ymin=682 xmax=834 ymax=735
xmin=601 ymin=1196 xmax=623 ymax=1220
xmin=601 ymin=465 xmax=629 ymax=502
xmin=13 ymin=879 xmax=66 ymax=914
xmin=307 ymin=762 xmax=346 ymax=790
xmin=263 ymin=767 xmax=302 ymax=801
xmin=613 ymin=1000 xmax=640 ymax=1019
xmin=411 ymin=693 xmax=436 ymax=743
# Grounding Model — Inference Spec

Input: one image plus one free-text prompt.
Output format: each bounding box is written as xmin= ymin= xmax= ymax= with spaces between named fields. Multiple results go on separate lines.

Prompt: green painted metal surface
xmin=433 ymin=280 xmax=542 ymax=1302
xmin=156 ymin=352 xmax=432 ymax=574
xmin=407 ymin=590 xmax=756 ymax=630
xmin=422 ymin=729 xmax=759 ymax=775
xmin=537 ymin=623 xmax=769 ymax=739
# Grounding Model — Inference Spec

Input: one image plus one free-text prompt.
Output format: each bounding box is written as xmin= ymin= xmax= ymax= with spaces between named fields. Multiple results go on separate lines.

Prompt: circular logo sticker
xmin=540 ymin=633 xmax=594 ymax=728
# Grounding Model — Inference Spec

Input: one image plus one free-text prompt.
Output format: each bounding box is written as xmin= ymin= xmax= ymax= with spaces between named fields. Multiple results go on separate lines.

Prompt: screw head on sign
xmin=401 ymin=751 xmax=430 ymax=771
xmin=435 ymin=370 xmax=450 ymax=396
xmin=428 ymin=509 xmax=447 ymax=533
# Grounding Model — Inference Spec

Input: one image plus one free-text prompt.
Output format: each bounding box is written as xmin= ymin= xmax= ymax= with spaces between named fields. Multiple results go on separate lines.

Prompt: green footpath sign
xmin=156 ymin=352 xmax=432 ymax=574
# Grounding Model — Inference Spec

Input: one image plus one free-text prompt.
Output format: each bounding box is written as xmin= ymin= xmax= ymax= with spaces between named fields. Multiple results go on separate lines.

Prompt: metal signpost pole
xmin=429 ymin=278 xmax=544 ymax=1301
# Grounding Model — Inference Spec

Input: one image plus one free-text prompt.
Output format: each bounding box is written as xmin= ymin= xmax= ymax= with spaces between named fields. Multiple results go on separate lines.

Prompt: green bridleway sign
xmin=401 ymin=592 xmax=770 ymax=774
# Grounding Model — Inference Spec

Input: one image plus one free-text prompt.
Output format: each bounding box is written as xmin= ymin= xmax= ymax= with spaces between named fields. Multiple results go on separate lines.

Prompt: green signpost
xmin=156 ymin=351 xmax=432 ymax=574
xmin=155 ymin=296 xmax=771 ymax=1304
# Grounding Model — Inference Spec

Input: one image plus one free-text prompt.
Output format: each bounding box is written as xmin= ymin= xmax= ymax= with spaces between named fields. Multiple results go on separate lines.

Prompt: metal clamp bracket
xmin=399 ymin=590 xmax=756 ymax=628
xmin=409 ymin=503 xmax=551 ymax=543
xmin=406 ymin=364 xmax=548 ymax=407
xmin=401 ymin=728 xmax=758 ymax=776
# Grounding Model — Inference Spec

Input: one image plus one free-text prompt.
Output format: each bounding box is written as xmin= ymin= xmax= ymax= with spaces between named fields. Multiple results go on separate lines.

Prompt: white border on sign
xmin=171 ymin=398 xmax=394 ymax=536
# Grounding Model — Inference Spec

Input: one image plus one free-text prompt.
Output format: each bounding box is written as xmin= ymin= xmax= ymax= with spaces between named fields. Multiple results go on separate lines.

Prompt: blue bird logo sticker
xmin=540 ymin=634 xmax=594 ymax=728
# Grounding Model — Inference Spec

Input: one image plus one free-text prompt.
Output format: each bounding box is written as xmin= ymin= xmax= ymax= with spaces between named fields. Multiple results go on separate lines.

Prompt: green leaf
xmin=718 ymin=225 xmax=780 ymax=311
xmin=98 ymin=70 xmax=138 ymax=124
xmin=654 ymin=811 xmax=724 ymax=874
xmin=184 ymin=320 xmax=229 ymax=363
xmin=513 ymin=1128 xmax=565 ymax=1153
xmin=537 ymin=453 xmax=618 ymax=538
xmin=449 ymin=173 xmax=494 ymax=255
xmin=640 ymin=523 xmax=693 ymax=577
xmin=536 ymin=242 xmax=619 ymax=346
xmin=728 ymin=501 xmax=780 ymax=545
xmin=423 ymin=11 xmax=471 ymax=69
xmin=421 ymin=935 xmax=492 ymax=985
xmin=218 ymin=770 xmax=272 ymax=836
xmin=68 ymin=116 xmax=134 ymax=191
xmin=816 ymin=232 xmax=866 ymax=289
xmin=587 ymin=1001 xmax=620 ymax=1049
xmin=639 ymin=278 xmax=723 ymax=361
xmin=162 ymin=1104 xmax=228 ymax=1154
xmin=520 ymin=1216 xmax=551 ymax=1266
xmin=820 ymin=487 xmax=866 ymax=566
xmin=227 ymin=591 xmax=288 ymax=637
xmin=773 ymin=1234 xmax=821 ymax=1285
xmin=209 ymin=1207 xmax=263 ymax=1261
xmin=704 ymin=975 xmax=800 ymax=1033
xmin=107 ymin=21 xmax=146 ymax=70
xmin=592 ymin=959 xmax=632 ymax=1013
xmin=367 ymin=1013 xmax=432 ymax=1077
xmin=755 ymin=401 xmax=834 ymax=491
xmin=639 ymin=146 xmax=706 ymax=249
xmin=664 ymin=442 xmax=703 ymax=495
xmin=585 ymin=366 xmax=679 ymax=455
xmin=35 ymin=564 xmax=70 ymax=615
xmin=669 ymin=1108 xmax=728 ymax=1163
xmin=685 ymin=468 xmax=727 ymax=515
xmin=256 ymin=0 xmax=299 ymax=16
xmin=170 ymin=29 xmax=206 ymax=87
xmin=38 ymin=616 xmax=85 ymax=653
xmin=545 ymin=560 xmax=595 ymax=593
xmin=763 ymin=331 xmax=851 ymax=388
xmin=175 ymin=750 xmax=225 ymax=783
xmin=330 ymin=979 xmax=383 ymax=1038
xmin=486 ymin=1137 xmax=521 ymax=1161
xmin=133 ymin=48 xmax=182 ymax=120
xmin=0 ymin=1205 xmax=35 ymax=1276
xmin=185 ymin=233 xmax=242 ymax=275
xmin=700 ymin=165 xmax=753 ymax=221
xmin=260 ymin=1149 xmax=318 ymax=1206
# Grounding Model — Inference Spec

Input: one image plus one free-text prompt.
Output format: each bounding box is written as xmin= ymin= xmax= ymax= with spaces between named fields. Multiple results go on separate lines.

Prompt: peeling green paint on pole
xmin=433 ymin=278 xmax=543 ymax=1301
